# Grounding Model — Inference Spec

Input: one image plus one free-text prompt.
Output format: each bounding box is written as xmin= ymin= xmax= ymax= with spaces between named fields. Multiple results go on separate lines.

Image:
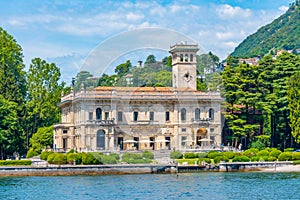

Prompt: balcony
xmin=192 ymin=118 xmax=211 ymax=125
xmin=86 ymin=119 xmax=115 ymax=126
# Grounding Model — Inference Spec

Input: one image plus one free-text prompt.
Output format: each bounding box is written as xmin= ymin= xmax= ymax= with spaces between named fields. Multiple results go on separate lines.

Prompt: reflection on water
xmin=0 ymin=172 xmax=300 ymax=200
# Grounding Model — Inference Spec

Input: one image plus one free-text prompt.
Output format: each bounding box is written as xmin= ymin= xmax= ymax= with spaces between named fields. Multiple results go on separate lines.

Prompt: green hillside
xmin=231 ymin=1 xmax=300 ymax=58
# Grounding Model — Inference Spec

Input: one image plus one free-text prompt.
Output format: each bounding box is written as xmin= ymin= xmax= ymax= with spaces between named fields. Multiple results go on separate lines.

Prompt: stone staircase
xmin=153 ymin=150 xmax=172 ymax=164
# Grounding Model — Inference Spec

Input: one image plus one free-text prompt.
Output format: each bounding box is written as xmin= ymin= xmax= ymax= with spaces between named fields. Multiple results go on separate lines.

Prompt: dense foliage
xmin=0 ymin=160 xmax=32 ymax=166
xmin=231 ymin=1 xmax=300 ymax=57
xmin=222 ymin=52 xmax=300 ymax=149
xmin=174 ymin=149 xmax=300 ymax=164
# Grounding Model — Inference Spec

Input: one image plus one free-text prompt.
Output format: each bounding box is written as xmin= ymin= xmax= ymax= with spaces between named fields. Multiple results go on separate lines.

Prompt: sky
xmin=0 ymin=0 xmax=293 ymax=83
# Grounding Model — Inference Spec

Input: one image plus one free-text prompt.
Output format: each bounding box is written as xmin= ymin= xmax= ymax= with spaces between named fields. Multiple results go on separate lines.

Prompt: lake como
xmin=1 ymin=172 xmax=300 ymax=200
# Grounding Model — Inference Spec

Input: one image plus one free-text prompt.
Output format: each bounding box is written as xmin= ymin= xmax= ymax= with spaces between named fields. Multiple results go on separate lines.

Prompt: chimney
xmin=137 ymin=60 xmax=143 ymax=68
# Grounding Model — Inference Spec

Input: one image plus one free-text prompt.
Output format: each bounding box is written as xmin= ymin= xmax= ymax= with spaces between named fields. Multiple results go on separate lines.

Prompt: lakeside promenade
xmin=0 ymin=161 xmax=299 ymax=176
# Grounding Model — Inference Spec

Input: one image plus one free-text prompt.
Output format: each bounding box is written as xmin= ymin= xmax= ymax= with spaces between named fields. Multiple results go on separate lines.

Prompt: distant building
xmin=238 ymin=57 xmax=259 ymax=66
xmin=54 ymin=43 xmax=223 ymax=152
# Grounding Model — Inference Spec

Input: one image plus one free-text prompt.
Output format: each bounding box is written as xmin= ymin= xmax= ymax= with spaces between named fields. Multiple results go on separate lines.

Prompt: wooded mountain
xmin=231 ymin=1 xmax=300 ymax=58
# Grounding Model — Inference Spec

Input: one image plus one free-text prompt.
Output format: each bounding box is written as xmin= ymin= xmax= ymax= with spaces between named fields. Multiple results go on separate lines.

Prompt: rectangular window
xmin=63 ymin=138 xmax=67 ymax=149
xmin=105 ymin=112 xmax=109 ymax=120
xmin=182 ymin=128 xmax=186 ymax=132
xmin=150 ymin=111 xmax=154 ymax=121
xmin=133 ymin=111 xmax=138 ymax=122
xmin=181 ymin=136 xmax=186 ymax=146
xmin=89 ymin=112 xmax=93 ymax=120
xmin=210 ymin=128 xmax=215 ymax=133
xmin=165 ymin=111 xmax=170 ymax=122
xmin=63 ymin=130 xmax=68 ymax=134
xmin=118 ymin=111 xmax=123 ymax=121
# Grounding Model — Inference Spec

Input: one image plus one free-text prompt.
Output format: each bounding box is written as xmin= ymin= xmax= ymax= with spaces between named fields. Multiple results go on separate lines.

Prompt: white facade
xmin=54 ymin=43 xmax=223 ymax=151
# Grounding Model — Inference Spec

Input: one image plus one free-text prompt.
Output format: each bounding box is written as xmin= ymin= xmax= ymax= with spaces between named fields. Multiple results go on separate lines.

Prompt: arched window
xmin=96 ymin=108 xmax=102 ymax=120
xmin=97 ymin=130 xmax=105 ymax=149
xmin=181 ymin=108 xmax=186 ymax=121
xmin=209 ymin=108 xmax=214 ymax=120
xmin=195 ymin=108 xmax=200 ymax=120
xmin=185 ymin=54 xmax=188 ymax=62
xmin=190 ymin=54 xmax=193 ymax=62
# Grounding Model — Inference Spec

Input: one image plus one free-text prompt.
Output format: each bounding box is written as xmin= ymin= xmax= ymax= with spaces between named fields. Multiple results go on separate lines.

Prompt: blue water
xmin=1 ymin=172 xmax=300 ymax=200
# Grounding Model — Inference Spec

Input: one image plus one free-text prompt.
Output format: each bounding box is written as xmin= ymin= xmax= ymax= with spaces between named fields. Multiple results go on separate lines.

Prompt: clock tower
xmin=170 ymin=42 xmax=199 ymax=90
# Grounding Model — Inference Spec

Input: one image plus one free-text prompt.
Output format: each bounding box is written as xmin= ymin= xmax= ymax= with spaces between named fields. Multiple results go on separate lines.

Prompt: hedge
xmin=170 ymin=151 xmax=183 ymax=159
xmin=214 ymin=156 xmax=229 ymax=164
xmin=278 ymin=152 xmax=292 ymax=161
xmin=243 ymin=148 xmax=259 ymax=157
xmin=257 ymin=150 xmax=270 ymax=157
xmin=40 ymin=151 xmax=53 ymax=161
xmin=292 ymin=152 xmax=300 ymax=160
xmin=0 ymin=160 xmax=32 ymax=166
xmin=142 ymin=150 xmax=154 ymax=159
xmin=207 ymin=151 xmax=222 ymax=159
xmin=232 ymin=156 xmax=250 ymax=162
xmin=269 ymin=149 xmax=282 ymax=158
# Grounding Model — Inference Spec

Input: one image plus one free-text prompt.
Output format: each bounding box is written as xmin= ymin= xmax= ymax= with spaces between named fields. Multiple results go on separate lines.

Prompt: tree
xmin=0 ymin=27 xmax=26 ymax=158
xmin=115 ymin=60 xmax=132 ymax=77
xmin=26 ymin=58 xmax=64 ymax=137
xmin=0 ymin=27 xmax=26 ymax=105
xmin=29 ymin=126 xmax=53 ymax=154
xmin=287 ymin=72 xmax=300 ymax=143
xmin=0 ymin=95 xmax=24 ymax=159
xmin=73 ymin=71 xmax=96 ymax=91
xmin=144 ymin=54 xmax=156 ymax=65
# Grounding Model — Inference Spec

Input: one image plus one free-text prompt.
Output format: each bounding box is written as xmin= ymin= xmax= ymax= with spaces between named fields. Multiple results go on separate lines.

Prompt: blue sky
xmin=0 ymin=0 xmax=293 ymax=83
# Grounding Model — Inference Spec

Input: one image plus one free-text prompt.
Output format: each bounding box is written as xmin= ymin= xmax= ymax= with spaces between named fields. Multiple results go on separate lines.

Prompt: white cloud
xmin=126 ymin=12 xmax=144 ymax=21
xmin=216 ymin=4 xmax=252 ymax=18
xmin=279 ymin=6 xmax=289 ymax=12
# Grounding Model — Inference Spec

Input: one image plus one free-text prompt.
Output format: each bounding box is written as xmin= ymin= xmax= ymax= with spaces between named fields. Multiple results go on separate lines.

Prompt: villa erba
xmin=53 ymin=43 xmax=223 ymax=152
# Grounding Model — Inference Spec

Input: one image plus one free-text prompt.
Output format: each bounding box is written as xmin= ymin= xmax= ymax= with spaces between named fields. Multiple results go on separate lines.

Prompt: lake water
xmin=1 ymin=172 xmax=300 ymax=200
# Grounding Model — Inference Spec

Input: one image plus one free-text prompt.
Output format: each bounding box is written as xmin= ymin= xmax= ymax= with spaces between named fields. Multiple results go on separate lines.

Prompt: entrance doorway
xmin=196 ymin=128 xmax=207 ymax=146
xmin=150 ymin=137 xmax=155 ymax=150
xmin=118 ymin=137 xmax=123 ymax=150
xmin=97 ymin=130 xmax=105 ymax=149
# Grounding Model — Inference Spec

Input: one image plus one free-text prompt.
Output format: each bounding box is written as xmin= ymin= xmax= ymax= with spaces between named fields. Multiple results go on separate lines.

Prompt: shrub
xmin=269 ymin=149 xmax=282 ymax=158
xmin=251 ymin=156 xmax=260 ymax=162
xmin=232 ymin=156 xmax=250 ymax=162
xmin=223 ymin=151 xmax=235 ymax=159
xmin=250 ymin=140 xmax=265 ymax=150
xmin=170 ymin=151 xmax=183 ymax=159
xmin=259 ymin=156 xmax=269 ymax=162
xmin=195 ymin=152 xmax=207 ymax=158
xmin=0 ymin=160 xmax=32 ymax=166
xmin=100 ymin=155 xmax=118 ymax=164
xmin=278 ymin=152 xmax=293 ymax=161
xmin=268 ymin=156 xmax=277 ymax=161
xmin=284 ymin=148 xmax=294 ymax=152
xmin=243 ymin=148 xmax=259 ymax=157
xmin=109 ymin=153 xmax=120 ymax=161
xmin=40 ymin=151 xmax=53 ymax=161
xmin=198 ymin=158 xmax=211 ymax=164
xmin=257 ymin=150 xmax=270 ymax=157
xmin=52 ymin=154 xmax=67 ymax=165
xmin=26 ymin=148 xmax=38 ymax=158
xmin=82 ymin=153 xmax=101 ymax=165
xmin=47 ymin=153 xmax=57 ymax=163
xmin=67 ymin=153 xmax=78 ymax=164
xmin=207 ymin=151 xmax=221 ymax=159
xmin=142 ymin=150 xmax=154 ymax=159
xmin=67 ymin=149 xmax=75 ymax=154
xmin=214 ymin=156 xmax=229 ymax=164
xmin=184 ymin=152 xmax=196 ymax=159
xmin=292 ymin=152 xmax=300 ymax=160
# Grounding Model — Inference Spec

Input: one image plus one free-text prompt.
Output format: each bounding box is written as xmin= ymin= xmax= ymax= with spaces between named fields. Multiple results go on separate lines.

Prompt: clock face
xmin=183 ymin=72 xmax=192 ymax=82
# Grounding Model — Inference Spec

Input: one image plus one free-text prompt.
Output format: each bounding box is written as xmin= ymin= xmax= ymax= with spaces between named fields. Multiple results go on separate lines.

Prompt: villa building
xmin=53 ymin=43 xmax=223 ymax=151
